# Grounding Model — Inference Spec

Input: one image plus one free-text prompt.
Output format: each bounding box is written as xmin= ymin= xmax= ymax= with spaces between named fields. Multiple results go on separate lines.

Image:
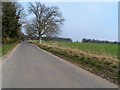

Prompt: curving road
xmin=2 ymin=42 xmax=118 ymax=88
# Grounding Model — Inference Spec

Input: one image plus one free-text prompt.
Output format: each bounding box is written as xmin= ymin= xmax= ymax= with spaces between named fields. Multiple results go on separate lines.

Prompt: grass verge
xmin=31 ymin=42 xmax=118 ymax=84
xmin=2 ymin=42 xmax=18 ymax=57
xmin=0 ymin=46 xmax=2 ymax=57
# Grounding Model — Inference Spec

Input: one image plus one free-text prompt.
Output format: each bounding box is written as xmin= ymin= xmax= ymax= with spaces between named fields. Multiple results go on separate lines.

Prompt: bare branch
xmin=28 ymin=2 xmax=65 ymax=43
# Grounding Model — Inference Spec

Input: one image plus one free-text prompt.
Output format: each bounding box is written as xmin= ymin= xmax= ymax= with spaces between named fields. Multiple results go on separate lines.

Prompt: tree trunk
xmin=39 ymin=37 xmax=42 ymax=44
xmin=29 ymin=34 xmax=31 ymax=40
xmin=38 ymin=32 xmax=42 ymax=44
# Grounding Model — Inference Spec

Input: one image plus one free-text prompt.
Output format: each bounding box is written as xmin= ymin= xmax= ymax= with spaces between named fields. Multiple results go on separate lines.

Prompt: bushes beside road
xmin=2 ymin=37 xmax=18 ymax=44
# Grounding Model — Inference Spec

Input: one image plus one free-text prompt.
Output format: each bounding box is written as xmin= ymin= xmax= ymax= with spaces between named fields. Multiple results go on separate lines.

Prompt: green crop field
xmin=32 ymin=40 xmax=118 ymax=58
xmin=56 ymin=42 xmax=118 ymax=58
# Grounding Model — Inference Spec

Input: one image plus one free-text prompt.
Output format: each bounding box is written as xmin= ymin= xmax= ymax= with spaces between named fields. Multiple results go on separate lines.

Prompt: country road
xmin=2 ymin=42 xmax=118 ymax=88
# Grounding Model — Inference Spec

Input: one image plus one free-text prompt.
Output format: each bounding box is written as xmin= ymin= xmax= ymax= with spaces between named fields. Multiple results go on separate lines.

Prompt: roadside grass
xmin=2 ymin=43 xmax=17 ymax=57
xmin=0 ymin=46 xmax=2 ymax=57
xmin=30 ymin=40 xmax=119 ymax=84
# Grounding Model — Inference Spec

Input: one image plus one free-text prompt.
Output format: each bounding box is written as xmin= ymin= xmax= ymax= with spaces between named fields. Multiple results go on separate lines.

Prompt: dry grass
xmin=43 ymin=43 xmax=118 ymax=65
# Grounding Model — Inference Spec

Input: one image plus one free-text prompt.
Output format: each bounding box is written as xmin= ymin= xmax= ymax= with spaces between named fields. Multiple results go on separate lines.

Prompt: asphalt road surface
xmin=2 ymin=42 xmax=118 ymax=88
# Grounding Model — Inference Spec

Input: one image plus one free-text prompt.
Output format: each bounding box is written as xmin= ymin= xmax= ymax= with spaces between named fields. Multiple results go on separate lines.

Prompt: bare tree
xmin=24 ymin=22 xmax=33 ymax=40
xmin=23 ymin=20 xmax=36 ymax=40
xmin=28 ymin=2 xmax=64 ymax=44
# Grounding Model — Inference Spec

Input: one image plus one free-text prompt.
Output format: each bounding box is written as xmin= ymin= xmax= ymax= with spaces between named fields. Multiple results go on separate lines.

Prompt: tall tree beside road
xmin=0 ymin=1 xmax=2 ymax=43
xmin=2 ymin=2 xmax=24 ymax=44
xmin=28 ymin=2 xmax=65 ymax=44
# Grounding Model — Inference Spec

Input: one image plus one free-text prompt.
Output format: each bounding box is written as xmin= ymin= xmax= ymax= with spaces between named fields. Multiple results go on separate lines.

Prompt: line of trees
xmin=30 ymin=35 xmax=72 ymax=42
xmin=42 ymin=37 xmax=72 ymax=42
xmin=2 ymin=2 xmax=24 ymax=44
xmin=82 ymin=38 xmax=120 ymax=44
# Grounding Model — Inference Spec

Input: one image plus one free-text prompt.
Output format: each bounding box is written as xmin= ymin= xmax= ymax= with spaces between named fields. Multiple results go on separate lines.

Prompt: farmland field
xmin=56 ymin=42 xmax=118 ymax=58
xmin=32 ymin=40 xmax=118 ymax=58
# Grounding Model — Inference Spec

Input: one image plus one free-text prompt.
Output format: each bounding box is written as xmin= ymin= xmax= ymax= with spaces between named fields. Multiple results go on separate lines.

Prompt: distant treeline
xmin=31 ymin=36 xmax=72 ymax=42
xmin=82 ymin=38 xmax=120 ymax=44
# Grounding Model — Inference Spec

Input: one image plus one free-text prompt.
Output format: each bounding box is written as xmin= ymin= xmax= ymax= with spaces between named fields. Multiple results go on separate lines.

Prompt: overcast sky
xmin=21 ymin=2 xmax=118 ymax=42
